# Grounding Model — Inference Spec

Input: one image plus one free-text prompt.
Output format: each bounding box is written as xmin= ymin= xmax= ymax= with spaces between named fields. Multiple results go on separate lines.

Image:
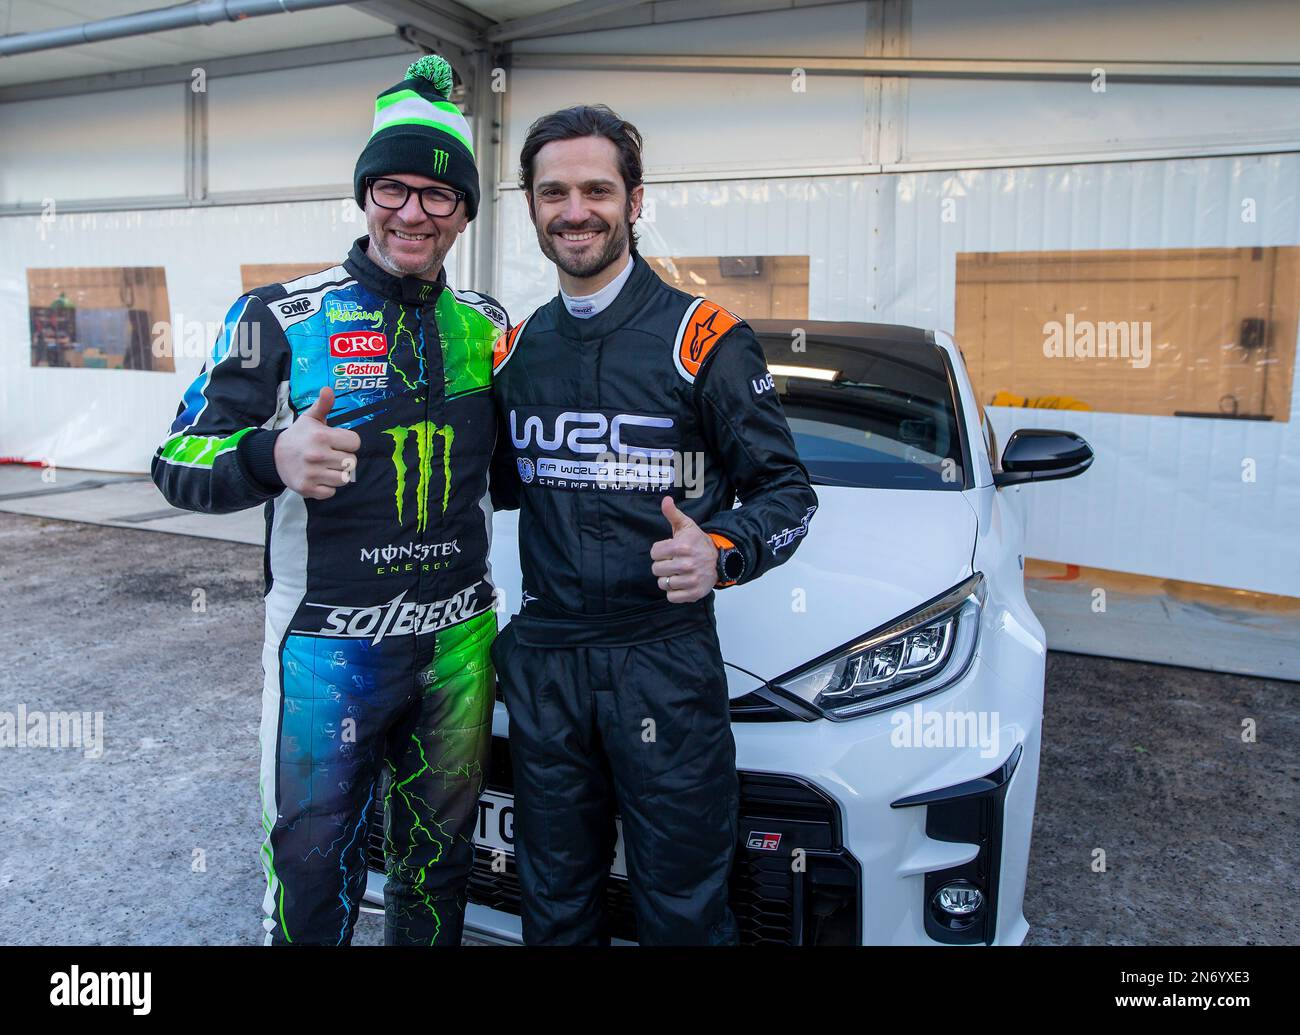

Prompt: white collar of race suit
xmin=559 ymin=253 xmax=635 ymax=319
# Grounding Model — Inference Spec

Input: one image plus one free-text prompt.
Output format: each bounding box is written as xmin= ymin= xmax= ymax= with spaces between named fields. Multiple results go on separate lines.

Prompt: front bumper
xmin=363 ymin=654 xmax=1040 ymax=945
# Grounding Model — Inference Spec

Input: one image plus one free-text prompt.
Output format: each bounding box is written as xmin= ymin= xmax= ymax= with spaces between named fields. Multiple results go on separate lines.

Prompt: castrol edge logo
xmin=330 ymin=331 xmax=388 ymax=357
xmin=332 ymin=361 xmax=386 ymax=377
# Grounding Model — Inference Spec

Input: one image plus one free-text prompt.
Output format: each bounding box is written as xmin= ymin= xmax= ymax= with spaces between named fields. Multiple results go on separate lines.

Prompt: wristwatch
xmin=709 ymin=533 xmax=745 ymax=588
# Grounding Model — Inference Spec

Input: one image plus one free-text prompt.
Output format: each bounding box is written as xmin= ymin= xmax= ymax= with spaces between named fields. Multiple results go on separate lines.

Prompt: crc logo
xmin=330 ymin=332 xmax=387 ymax=357
xmin=509 ymin=409 xmax=674 ymax=458
xmin=383 ymin=421 xmax=453 ymax=533
xmin=747 ymin=831 xmax=782 ymax=852
xmin=517 ymin=457 xmax=535 ymax=484
xmin=279 ymin=297 xmax=312 ymax=316
xmin=751 ymin=371 xmax=775 ymax=396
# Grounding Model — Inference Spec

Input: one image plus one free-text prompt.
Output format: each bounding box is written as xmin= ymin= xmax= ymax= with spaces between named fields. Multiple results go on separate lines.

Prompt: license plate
xmin=474 ymin=789 xmax=628 ymax=879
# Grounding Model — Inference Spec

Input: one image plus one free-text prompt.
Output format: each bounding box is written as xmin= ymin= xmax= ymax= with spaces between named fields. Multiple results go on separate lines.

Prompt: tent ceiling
xmin=0 ymin=0 xmax=598 ymax=89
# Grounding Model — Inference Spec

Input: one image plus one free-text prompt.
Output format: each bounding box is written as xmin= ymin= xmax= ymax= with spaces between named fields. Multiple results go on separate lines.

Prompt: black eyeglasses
xmin=366 ymin=176 xmax=465 ymax=218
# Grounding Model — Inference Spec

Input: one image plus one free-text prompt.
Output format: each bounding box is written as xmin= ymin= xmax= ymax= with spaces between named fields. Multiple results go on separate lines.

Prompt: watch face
xmin=721 ymin=548 xmax=744 ymax=581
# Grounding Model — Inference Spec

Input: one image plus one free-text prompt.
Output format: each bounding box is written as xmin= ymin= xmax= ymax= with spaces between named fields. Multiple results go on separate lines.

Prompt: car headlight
xmin=774 ymin=573 xmax=985 ymax=720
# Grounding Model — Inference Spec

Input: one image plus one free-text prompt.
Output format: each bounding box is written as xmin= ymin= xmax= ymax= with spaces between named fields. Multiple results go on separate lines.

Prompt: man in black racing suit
xmin=490 ymin=105 xmax=818 ymax=944
xmin=152 ymin=56 xmax=508 ymax=945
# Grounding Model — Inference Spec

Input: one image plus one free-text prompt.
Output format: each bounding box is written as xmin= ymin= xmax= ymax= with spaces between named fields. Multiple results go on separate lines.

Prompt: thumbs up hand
xmin=650 ymin=496 xmax=719 ymax=604
xmin=273 ymin=386 xmax=362 ymax=500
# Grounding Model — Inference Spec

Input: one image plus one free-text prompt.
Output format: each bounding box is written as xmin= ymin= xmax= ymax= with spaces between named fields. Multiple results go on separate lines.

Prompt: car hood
xmin=488 ymin=485 xmax=978 ymax=692
xmin=712 ymin=485 xmax=978 ymax=688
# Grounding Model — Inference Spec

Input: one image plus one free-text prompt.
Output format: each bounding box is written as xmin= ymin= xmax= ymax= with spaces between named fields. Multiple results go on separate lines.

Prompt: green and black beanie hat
xmin=353 ymin=54 xmax=480 ymax=220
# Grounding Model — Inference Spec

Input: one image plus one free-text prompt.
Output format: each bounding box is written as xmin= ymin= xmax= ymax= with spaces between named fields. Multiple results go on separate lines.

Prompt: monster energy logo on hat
xmin=385 ymin=421 xmax=454 ymax=533
xmin=353 ymin=54 xmax=482 ymax=220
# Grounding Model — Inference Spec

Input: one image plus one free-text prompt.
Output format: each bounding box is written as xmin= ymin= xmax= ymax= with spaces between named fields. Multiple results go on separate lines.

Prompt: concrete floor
xmin=0 ymin=510 xmax=1295 ymax=945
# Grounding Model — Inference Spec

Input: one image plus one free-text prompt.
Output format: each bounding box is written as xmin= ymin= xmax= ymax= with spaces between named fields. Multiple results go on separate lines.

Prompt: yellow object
xmin=990 ymin=391 xmax=1091 ymax=411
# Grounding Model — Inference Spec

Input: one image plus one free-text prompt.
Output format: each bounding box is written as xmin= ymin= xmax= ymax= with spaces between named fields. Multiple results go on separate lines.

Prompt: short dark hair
xmin=518 ymin=105 xmax=645 ymax=250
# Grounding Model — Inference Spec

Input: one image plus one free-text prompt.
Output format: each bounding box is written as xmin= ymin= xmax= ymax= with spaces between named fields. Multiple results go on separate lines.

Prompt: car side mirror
xmin=994 ymin=429 xmax=1093 ymax=487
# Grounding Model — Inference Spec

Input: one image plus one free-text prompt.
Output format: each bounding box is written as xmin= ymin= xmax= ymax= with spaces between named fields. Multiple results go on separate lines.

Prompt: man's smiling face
xmin=364 ymin=171 xmax=468 ymax=280
xmin=527 ymin=135 xmax=642 ymax=283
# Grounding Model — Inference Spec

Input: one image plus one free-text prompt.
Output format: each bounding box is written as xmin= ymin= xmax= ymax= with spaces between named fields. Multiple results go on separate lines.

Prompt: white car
xmin=364 ymin=320 xmax=1093 ymax=945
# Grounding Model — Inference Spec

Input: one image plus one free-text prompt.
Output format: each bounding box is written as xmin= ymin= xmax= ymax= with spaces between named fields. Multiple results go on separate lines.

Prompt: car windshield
xmin=757 ymin=331 xmax=966 ymax=490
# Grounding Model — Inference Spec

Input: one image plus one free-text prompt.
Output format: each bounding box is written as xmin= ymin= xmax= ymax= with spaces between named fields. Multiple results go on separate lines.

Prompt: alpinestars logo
xmin=305 ymin=584 xmax=483 ymax=644
xmin=767 ymin=505 xmax=817 ymax=553
xmin=384 ymin=421 xmax=454 ymax=533
xmin=687 ymin=309 xmax=724 ymax=361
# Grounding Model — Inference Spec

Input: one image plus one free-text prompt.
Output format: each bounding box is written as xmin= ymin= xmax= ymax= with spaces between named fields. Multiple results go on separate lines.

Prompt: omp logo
xmin=384 ymin=421 xmax=454 ymax=533
xmin=50 ymin=966 xmax=151 ymax=1015
xmin=330 ymin=332 xmax=387 ymax=357
xmin=509 ymin=410 xmax=674 ymax=459
xmin=279 ymin=297 xmax=312 ymax=316
xmin=747 ymin=831 xmax=782 ymax=852
xmin=431 ymin=148 xmax=449 ymax=175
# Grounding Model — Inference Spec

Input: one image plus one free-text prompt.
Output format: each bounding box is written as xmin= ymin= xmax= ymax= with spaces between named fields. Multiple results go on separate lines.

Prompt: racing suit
xmin=490 ymin=252 xmax=818 ymax=944
xmin=152 ymin=237 xmax=507 ymax=945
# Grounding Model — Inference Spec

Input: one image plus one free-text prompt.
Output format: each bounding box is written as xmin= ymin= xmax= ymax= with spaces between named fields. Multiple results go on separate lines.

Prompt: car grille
xmin=366 ymin=737 xmax=860 ymax=945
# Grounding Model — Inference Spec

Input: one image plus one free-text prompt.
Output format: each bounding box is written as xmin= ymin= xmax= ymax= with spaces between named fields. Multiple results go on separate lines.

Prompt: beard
xmin=367 ymin=217 xmax=452 ymax=279
xmin=536 ymin=206 xmax=633 ymax=280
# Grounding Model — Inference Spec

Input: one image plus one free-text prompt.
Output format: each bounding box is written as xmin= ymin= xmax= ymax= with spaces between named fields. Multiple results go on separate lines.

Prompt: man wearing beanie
xmin=152 ymin=55 xmax=508 ymax=946
xmin=490 ymin=106 xmax=818 ymax=944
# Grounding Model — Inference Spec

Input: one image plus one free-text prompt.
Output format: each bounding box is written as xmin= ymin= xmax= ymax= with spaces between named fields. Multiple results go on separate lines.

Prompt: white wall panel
xmin=899 ymin=79 xmax=1300 ymax=166
xmin=504 ymin=68 xmax=875 ymax=179
xmin=206 ymin=56 xmax=408 ymax=194
xmin=890 ymin=153 xmax=1300 ymax=597
xmin=512 ymin=1 xmax=878 ymax=56
xmin=0 ymin=87 xmax=186 ymax=205
xmin=910 ymin=0 xmax=1300 ymax=62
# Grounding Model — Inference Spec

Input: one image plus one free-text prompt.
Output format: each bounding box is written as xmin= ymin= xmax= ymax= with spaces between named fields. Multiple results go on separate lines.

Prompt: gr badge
xmin=747 ymin=831 xmax=782 ymax=852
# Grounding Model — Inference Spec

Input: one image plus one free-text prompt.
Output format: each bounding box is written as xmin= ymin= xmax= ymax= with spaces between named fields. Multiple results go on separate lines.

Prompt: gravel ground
xmin=0 ymin=512 xmax=1295 ymax=945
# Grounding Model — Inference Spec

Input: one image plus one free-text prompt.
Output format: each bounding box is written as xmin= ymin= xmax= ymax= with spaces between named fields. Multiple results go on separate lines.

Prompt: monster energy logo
xmin=431 ymin=149 xmax=449 ymax=175
xmin=384 ymin=421 xmax=454 ymax=533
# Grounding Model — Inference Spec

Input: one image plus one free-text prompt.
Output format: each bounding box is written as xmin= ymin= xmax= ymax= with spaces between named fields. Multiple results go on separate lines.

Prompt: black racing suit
xmin=490 ymin=253 xmax=818 ymax=944
xmin=152 ymin=237 xmax=508 ymax=945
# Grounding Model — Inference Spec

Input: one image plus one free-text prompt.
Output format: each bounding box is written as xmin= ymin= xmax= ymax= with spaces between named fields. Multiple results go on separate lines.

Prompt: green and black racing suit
xmin=152 ymin=236 xmax=507 ymax=945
